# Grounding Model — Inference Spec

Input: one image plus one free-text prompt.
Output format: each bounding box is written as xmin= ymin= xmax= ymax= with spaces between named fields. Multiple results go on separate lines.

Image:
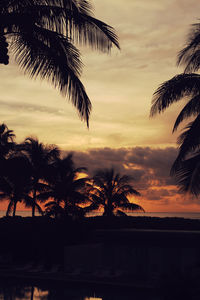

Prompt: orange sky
xmin=0 ymin=0 xmax=200 ymax=213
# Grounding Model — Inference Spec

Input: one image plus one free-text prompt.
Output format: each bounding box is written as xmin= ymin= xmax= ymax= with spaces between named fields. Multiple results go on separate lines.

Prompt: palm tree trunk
xmin=6 ymin=202 xmax=11 ymax=217
xmin=13 ymin=201 xmax=17 ymax=217
xmin=104 ymin=203 xmax=114 ymax=217
xmin=106 ymin=198 xmax=114 ymax=217
xmin=32 ymin=188 xmax=36 ymax=217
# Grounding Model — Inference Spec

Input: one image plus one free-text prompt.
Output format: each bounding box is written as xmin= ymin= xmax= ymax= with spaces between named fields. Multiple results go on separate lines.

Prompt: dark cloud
xmin=69 ymin=146 xmax=200 ymax=209
xmin=69 ymin=146 xmax=178 ymax=185
xmin=62 ymin=146 xmax=181 ymax=205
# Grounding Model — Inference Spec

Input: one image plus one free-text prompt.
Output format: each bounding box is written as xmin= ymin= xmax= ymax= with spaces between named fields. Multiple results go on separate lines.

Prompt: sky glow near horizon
xmin=0 ymin=0 xmax=200 ymax=212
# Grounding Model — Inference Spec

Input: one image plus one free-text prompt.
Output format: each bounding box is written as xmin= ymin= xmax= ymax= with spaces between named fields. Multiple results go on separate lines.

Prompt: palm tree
xmin=20 ymin=137 xmax=60 ymax=217
xmin=0 ymin=0 xmax=120 ymax=126
xmin=173 ymin=150 xmax=200 ymax=196
xmin=150 ymin=74 xmax=200 ymax=170
xmin=0 ymin=154 xmax=32 ymax=216
xmin=88 ymin=168 xmax=144 ymax=217
xmin=0 ymin=123 xmax=16 ymax=178
xmin=150 ymin=22 xmax=200 ymax=180
xmin=0 ymin=123 xmax=15 ymax=157
xmin=40 ymin=154 xmax=88 ymax=219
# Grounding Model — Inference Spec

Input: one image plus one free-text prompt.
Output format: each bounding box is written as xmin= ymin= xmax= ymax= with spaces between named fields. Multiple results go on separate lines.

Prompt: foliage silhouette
xmin=40 ymin=154 xmax=88 ymax=219
xmin=0 ymin=0 xmax=119 ymax=126
xmin=0 ymin=127 xmax=143 ymax=218
xmin=150 ymin=21 xmax=200 ymax=195
xmin=87 ymin=168 xmax=144 ymax=217
xmin=0 ymin=154 xmax=32 ymax=216
xmin=0 ymin=123 xmax=15 ymax=160
xmin=19 ymin=137 xmax=60 ymax=217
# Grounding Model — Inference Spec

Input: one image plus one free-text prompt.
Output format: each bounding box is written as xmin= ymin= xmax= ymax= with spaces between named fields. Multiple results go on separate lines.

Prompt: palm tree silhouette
xmin=0 ymin=0 xmax=120 ymax=125
xmin=0 ymin=154 xmax=32 ymax=216
xmin=0 ymin=123 xmax=15 ymax=159
xmin=40 ymin=154 xmax=88 ymax=219
xmin=0 ymin=123 xmax=16 ymax=183
xmin=173 ymin=151 xmax=200 ymax=196
xmin=150 ymin=22 xmax=200 ymax=178
xmin=20 ymin=137 xmax=60 ymax=217
xmin=88 ymin=168 xmax=144 ymax=217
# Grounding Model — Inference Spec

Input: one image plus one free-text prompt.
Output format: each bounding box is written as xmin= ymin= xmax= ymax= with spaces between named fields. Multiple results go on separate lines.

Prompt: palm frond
xmin=4 ymin=0 xmax=119 ymax=53
xmin=82 ymin=202 xmax=99 ymax=213
xmin=68 ymin=191 xmax=86 ymax=204
xmin=90 ymin=193 xmax=104 ymax=205
xmin=38 ymin=191 xmax=53 ymax=201
xmin=116 ymin=175 xmax=132 ymax=187
xmin=10 ymin=26 xmax=91 ymax=126
xmin=23 ymin=195 xmax=34 ymax=208
xmin=45 ymin=200 xmax=57 ymax=208
xmin=64 ymin=10 xmax=120 ymax=51
xmin=117 ymin=202 xmax=145 ymax=212
xmin=35 ymin=202 xmax=43 ymax=215
xmin=177 ymin=22 xmax=200 ymax=72
xmin=117 ymin=184 xmax=140 ymax=196
xmin=174 ymin=151 xmax=200 ymax=196
xmin=150 ymin=74 xmax=200 ymax=117
xmin=173 ymin=94 xmax=200 ymax=132
xmin=171 ymin=115 xmax=200 ymax=173
xmin=115 ymin=209 xmax=127 ymax=216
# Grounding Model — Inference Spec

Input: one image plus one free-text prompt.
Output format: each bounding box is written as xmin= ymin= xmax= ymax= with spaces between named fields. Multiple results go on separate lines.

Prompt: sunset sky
xmin=0 ymin=0 xmax=200 ymax=212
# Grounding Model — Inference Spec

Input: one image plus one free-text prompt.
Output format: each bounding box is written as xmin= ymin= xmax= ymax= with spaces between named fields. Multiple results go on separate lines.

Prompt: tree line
xmin=0 ymin=124 xmax=144 ymax=218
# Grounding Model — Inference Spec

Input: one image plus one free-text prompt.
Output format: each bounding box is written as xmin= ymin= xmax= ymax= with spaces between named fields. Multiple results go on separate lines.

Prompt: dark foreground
xmin=0 ymin=215 xmax=200 ymax=264
xmin=0 ymin=216 xmax=200 ymax=299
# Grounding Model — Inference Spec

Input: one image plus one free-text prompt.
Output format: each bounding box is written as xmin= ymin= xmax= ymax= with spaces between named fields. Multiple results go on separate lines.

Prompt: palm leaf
xmin=35 ymin=202 xmax=43 ymax=215
xmin=117 ymin=202 xmax=145 ymax=212
xmin=37 ymin=191 xmax=53 ymax=201
xmin=150 ymin=74 xmax=200 ymax=117
xmin=177 ymin=22 xmax=200 ymax=72
xmin=174 ymin=151 xmax=200 ymax=196
xmin=82 ymin=202 xmax=99 ymax=213
xmin=117 ymin=185 xmax=140 ymax=196
xmin=171 ymin=115 xmax=200 ymax=173
xmin=10 ymin=26 xmax=91 ymax=126
xmin=44 ymin=200 xmax=57 ymax=208
xmin=64 ymin=8 xmax=120 ymax=51
xmin=173 ymin=94 xmax=200 ymax=132
xmin=115 ymin=209 xmax=127 ymax=216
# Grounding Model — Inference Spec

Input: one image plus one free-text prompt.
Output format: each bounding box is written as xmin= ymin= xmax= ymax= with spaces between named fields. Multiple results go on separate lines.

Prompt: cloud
xmin=0 ymin=99 xmax=65 ymax=116
xmin=69 ymin=146 xmax=177 ymax=186
xmin=63 ymin=146 xmax=200 ymax=211
xmin=63 ymin=146 xmax=176 ymax=195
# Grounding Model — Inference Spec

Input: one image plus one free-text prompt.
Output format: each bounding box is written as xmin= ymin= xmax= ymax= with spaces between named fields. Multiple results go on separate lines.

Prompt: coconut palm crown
xmin=20 ymin=137 xmax=60 ymax=216
xmin=0 ymin=0 xmax=120 ymax=126
xmin=0 ymin=154 xmax=33 ymax=216
xmin=150 ymin=21 xmax=200 ymax=195
xmin=40 ymin=154 xmax=88 ymax=218
xmin=0 ymin=123 xmax=15 ymax=159
xmin=88 ymin=168 xmax=144 ymax=217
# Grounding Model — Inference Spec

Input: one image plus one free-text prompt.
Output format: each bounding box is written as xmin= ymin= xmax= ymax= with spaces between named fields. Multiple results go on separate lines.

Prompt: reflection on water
xmin=85 ymin=298 xmax=102 ymax=300
xmin=2 ymin=281 xmax=196 ymax=300
xmin=0 ymin=284 xmax=160 ymax=300
xmin=0 ymin=286 xmax=48 ymax=299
